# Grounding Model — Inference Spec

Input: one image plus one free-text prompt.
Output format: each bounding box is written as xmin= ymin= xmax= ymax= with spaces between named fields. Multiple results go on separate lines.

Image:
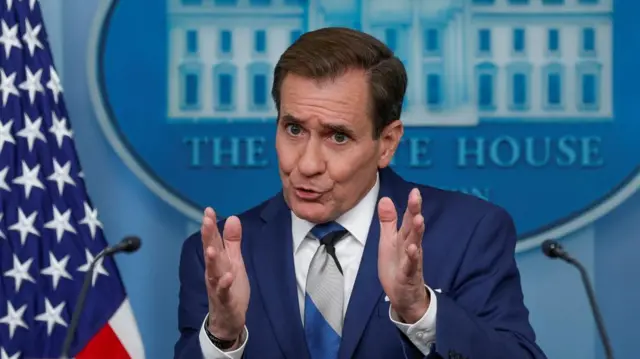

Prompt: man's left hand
xmin=377 ymin=188 xmax=430 ymax=324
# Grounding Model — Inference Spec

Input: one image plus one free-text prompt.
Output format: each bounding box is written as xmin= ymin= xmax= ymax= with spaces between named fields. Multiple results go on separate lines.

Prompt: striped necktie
xmin=304 ymin=221 xmax=348 ymax=359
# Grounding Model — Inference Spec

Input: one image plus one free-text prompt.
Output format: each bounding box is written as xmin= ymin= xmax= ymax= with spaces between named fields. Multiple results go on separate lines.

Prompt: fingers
xmin=204 ymin=245 xmax=231 ymax=289
xmin=399 ymin=189 xmax=425 ymax=276
xmin=407 ymin=188 xmax=422 ymax=216
xmin=378 ymin=197 xmax=398 ymax=243
xmin=216 ymin=271 xmax=235 ymax=302
xmin=202 ymin=207 xmax=234 ymax=299
xmin=401 ymin=213 xmax=425 ymax=276
xmin=223 ymin=216 xmax=242 ymax=243
xmin=202 ymin=207 xmax=224 ymax=251
xmin=223 ymin=216 xmax=244 ymax=266
xmin=405 ymin=191 xmax=425 ymax=247
xmin=399 ymin=188 xmax=422 ymax=238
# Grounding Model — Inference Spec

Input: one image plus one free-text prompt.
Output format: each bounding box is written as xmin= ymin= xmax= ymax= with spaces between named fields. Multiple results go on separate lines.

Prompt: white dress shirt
xmin=199 ymin=174 xmax=438 ymax=358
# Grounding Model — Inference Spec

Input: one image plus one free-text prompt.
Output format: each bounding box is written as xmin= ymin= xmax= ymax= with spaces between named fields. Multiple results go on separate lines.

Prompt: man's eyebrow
xmin=280 ymin=113 xmax=357 ymax=137
xmin=324 ymin=123 xmax=356 ymax=137
xmin=280 ymin=114 xmax=303 ymax=123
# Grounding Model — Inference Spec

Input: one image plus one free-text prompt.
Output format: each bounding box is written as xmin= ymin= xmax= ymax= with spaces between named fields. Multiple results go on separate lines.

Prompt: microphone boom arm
xmin=59 ymin=236 xmax=141 ymax=358
xmin=542 ymin=239 xmax=614 ymax=359
xmin=565 ymin=255 xmax=614 ymax=359
xmin=60 ymin=249 xmax=109 ymax=358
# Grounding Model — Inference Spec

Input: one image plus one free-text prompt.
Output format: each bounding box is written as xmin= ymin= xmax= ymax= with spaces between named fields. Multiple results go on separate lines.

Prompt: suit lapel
xmin=339 ymin=168 xmax=408 ymax=359
xmin=338 ymin=208 xmax=383 ymax=359
xmin=252 ymin=194 xmax=310 ymax=359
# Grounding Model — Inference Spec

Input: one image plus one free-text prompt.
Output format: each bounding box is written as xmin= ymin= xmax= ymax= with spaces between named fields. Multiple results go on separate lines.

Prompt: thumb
xmin=222 ymin=216 xmax=244 ymax=264
xmin=378 ymin=197 xmax=398 ymax=241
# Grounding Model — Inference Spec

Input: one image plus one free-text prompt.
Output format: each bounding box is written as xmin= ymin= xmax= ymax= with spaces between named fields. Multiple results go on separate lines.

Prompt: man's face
xmin=275 ymin=69 xmax=402 ymax=223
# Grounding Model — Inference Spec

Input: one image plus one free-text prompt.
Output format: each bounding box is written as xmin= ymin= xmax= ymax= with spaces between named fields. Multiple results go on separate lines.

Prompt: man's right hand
xmin=201 ymin=207 xmax=250 ymax=343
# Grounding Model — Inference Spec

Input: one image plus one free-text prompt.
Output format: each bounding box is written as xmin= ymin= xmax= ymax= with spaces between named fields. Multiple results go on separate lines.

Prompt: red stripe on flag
xmin=76 ymin=323 xmax=131 ymax=359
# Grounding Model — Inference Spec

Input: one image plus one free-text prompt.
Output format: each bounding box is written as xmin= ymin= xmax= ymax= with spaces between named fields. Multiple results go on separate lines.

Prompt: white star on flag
xmin=47 ymin=159 xmax=76 ymax=195
xmin=8 ymin=208 xmax=40 ymax=245
xmin=34 ymin=298 xmax=67 ymax=336
xmin=3 ymin=255 xmax=35 ymax=292
xmin=18 ymin=67 xmax=44 ymax=104
xmin=16 ymin=114 xmax=46 ymax=152
xmin=0 ymin=213 xmax=5 ymax=239
xmin=46 ymin=66 xmax=63 ymax=103
xmin=77 ymin=249 xmax=109 ymax=286
xmin=0 ymin=166 xmax=9 ymax=192
xmin=0 ymin=69 xmax=18 ymax=106
xmin=0 ymin=302 xmax=28 ymax=339
xmin=49 ymin=112 xmax=73 ymax=147
xmin=12 ymin=161 xmax=44 ymax=198
xmin=21 ymin=18 xmax=42 ymax=56
xmin=0 ymin=348 xmax=20 ymax=359
xmin=44 ymin=206 xmax=77 ymax=242
xmin=79 ymin=202 xmax=103 ymax=239
xmin=0 ymin=118 xmax=15 ymax=153
xmin=0 ymin=20 xmax=21 ymax=58
xmin=40 ymin=252 xmax=73 ymax=290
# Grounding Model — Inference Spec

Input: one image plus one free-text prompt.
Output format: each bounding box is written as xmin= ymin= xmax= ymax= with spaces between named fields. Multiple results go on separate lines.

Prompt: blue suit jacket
xmin=174 ymin=167 xmax=547 ymax=359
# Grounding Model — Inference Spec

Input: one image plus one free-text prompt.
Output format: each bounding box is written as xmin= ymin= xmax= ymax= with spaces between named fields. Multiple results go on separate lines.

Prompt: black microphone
xmin=541 ymin=239 xmax=614 ymax=359
xmin=60 ymin=236 xmax=142 ymax=358
xmin=104 ymin=235 xmax=142 ymax=255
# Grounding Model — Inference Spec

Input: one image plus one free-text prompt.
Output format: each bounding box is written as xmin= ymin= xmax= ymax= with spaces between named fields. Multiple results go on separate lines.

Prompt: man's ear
xmin=377 ymin=120 xmax=403 ymax=168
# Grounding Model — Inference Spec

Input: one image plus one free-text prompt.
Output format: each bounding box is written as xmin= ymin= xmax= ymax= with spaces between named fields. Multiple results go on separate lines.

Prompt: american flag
xmin=0 ymin=1 xmax=144 ymax=358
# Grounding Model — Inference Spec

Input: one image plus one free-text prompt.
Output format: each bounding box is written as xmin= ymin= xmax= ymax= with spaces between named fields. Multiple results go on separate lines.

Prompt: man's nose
xmin=297 ymin=138 xmax=325 ymax=177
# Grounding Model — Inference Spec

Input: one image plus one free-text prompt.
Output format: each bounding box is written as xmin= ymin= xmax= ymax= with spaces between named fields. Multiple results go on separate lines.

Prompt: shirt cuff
xmin=198 ymin=314 xmax=248 ymax=359
xmin=388 ymin=285 xmax=437 ymax=355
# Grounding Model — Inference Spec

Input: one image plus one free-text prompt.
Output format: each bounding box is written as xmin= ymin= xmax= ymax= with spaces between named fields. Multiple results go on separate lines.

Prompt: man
xmin=174 ymin=27 xmax=547 ymax=359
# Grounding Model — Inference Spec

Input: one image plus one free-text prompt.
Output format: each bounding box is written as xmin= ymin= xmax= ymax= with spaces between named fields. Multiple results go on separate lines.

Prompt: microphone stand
xmin=542 ymin=239 xmax=614 ymax=359
xmin=565 ymin=255 xmax=614 ymax=359
xmin=59 ymin=249 xmax=109 ymax=359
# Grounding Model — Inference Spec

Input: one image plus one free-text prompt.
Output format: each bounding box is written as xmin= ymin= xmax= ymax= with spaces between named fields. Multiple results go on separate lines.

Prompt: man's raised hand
xmin=201 ymin=208 xmax=250 ymax=342
xmin=377 ymin=188 xmax=430 ymax=324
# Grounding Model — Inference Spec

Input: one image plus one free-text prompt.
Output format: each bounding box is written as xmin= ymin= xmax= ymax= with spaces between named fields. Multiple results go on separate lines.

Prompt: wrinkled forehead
xmin=278 ymin=71 xmax=374 ymax=134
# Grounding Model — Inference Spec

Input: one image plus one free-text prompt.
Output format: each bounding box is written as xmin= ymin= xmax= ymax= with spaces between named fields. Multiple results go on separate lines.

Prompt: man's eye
xmin=286 ymin=123 xmax=302 ymax=136
xmin=332 ymin=132 xmax=348 ymax=144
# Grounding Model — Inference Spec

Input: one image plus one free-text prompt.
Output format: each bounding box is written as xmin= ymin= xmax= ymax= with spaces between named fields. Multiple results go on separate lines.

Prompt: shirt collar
xmin=291 ymin=172 xmax=380 ymax=252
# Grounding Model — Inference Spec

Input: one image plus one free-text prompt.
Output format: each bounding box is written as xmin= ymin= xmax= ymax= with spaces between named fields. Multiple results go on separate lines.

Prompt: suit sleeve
xmin=412 ymin=207 xmax=547 ymax=359
xmin=173 ymin=232 xmax=209 ymax=359
xmin=389 ymin=285 xmax=438 ymax=355
xmin=174 ymin=223 xmax=250 ymax=359
xmin=174 ymin=219 xmax=255 ymax=359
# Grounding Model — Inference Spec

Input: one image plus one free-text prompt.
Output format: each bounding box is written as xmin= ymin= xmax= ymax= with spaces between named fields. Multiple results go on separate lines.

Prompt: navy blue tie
xmin=304 ymin=222 xmax=348 ymax=359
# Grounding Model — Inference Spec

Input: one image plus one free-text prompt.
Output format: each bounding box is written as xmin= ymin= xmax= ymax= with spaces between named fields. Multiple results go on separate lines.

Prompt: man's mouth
xmin=294 ymin=186 xmax=325 ymax=200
